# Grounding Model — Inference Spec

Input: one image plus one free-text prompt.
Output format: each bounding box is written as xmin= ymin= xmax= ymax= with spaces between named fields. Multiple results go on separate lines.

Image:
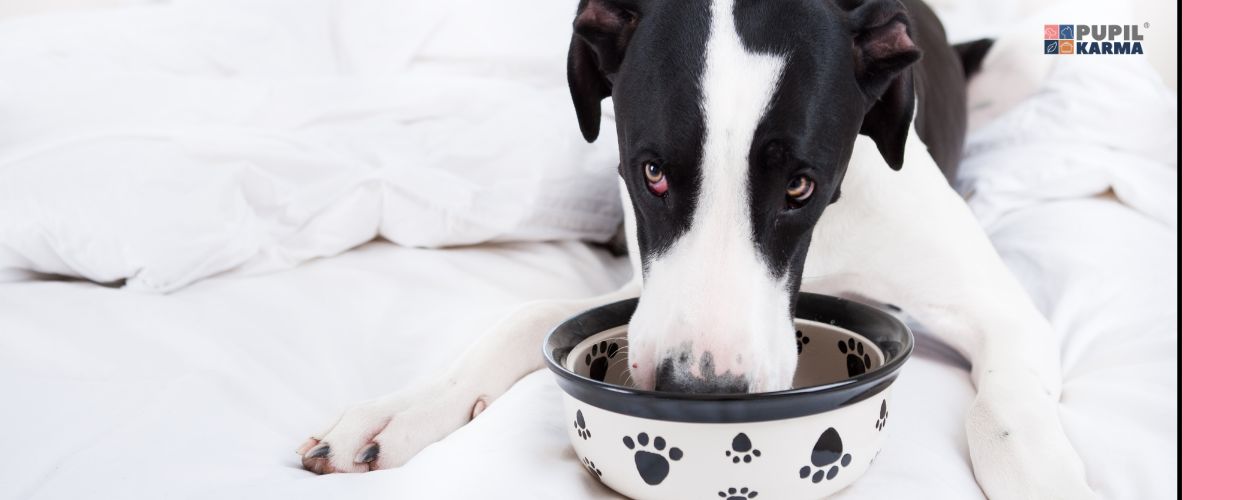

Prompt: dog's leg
xmin=298 ymin=282 xmax=640 ymax=474
xmin=899 ymin=293 xmax=1097 ymax=500
xmin=803 ymin=137 xmax=1097 ymax=499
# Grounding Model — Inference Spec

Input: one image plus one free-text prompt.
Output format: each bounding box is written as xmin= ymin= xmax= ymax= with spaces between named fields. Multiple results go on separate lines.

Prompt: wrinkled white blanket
xmin=0 ymin=0 xmax=622 ymax=292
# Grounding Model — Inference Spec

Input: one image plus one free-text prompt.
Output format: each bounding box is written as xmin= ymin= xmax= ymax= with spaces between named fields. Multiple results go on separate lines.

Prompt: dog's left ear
xmin=845 ymin=0 xmax=922 ymax=170
xmin=568 ymin=0 xmax=640 ymax=143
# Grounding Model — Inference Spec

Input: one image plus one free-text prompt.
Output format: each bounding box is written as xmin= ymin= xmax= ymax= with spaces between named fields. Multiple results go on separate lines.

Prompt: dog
xmin=297 ymin=1 xmax=1097 ymax=498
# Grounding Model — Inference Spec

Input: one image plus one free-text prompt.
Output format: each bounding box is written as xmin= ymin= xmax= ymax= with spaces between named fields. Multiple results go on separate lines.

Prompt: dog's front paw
xmin=966 ymin=371 xmax=1099 ymax=500
xmin=297 ymin=382 xmax=486 ymax=474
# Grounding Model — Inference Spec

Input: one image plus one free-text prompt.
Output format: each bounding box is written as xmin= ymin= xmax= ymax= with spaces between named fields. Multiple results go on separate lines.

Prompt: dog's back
xmin=903 ymin=0 xmax=991 ymax=181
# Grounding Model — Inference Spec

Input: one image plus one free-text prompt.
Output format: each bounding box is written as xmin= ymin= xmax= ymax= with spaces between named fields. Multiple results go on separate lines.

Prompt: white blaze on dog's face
xmin=567 ymin=0 xmax=925 ymax=393
xmin=627 ymin=0 xmax=794 ymax=393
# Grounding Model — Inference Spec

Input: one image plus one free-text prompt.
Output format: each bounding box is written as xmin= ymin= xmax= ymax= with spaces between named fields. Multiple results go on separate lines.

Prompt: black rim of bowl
xmin=543 ymin=293 xmax=914 ymax=423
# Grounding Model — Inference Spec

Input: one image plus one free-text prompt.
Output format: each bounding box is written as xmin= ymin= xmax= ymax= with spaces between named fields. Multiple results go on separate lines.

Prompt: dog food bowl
xmin=543 ymin=293 xmax=913 ymax=500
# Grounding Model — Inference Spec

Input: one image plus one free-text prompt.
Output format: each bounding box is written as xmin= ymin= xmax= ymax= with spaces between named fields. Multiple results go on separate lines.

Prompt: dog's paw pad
xmin=875 ymin=399 xmax=889 ymax=431
xmin=623 ymin=432 xmax=683 ymax=485
xmin=574 ymin=409 xmax=592 ymax=439
xmin=582 ymin=457 xmax=603 ymax=479
xmin=839 ymin=338 xmax=872 ymax=377
xmin=584 ymin=340 xmax=621 ymax=382
xmin=718 ymin=486 xmax=759 ymax=499
xmin=725 ymin=432 xmax=762 ymax=463
xmin=795 ymin=330 xmax=810 ymax=354
xmin=799 ymin=427 xmax=852 ymax=483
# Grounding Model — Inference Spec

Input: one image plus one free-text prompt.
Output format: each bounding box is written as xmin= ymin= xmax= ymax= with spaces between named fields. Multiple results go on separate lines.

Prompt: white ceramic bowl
xmin=543 ymin=293 xmax=913 ymax=500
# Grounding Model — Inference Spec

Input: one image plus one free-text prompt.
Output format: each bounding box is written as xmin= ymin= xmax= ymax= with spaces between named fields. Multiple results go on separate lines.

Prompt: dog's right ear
xmin=843 ymin=0 xmax=922 ymax=171
xmin=568 ymin=0 xmax=639 ymax=143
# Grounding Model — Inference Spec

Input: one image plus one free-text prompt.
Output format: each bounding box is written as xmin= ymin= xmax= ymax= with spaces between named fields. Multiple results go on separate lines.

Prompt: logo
xmin=1044 ymin=23 xmax=1146 ymax=55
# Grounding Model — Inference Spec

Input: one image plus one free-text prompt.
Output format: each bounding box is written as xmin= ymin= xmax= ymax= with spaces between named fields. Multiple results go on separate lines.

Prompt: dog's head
xmin=568 ymin=0 xmax=921 ymax=393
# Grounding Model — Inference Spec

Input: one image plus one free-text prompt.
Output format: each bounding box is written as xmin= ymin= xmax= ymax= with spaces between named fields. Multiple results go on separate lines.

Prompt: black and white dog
xmin=299 ymin=0 xmax=1095 ymax=497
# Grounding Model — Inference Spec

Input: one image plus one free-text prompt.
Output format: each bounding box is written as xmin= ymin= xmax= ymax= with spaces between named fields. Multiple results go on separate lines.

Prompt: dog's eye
xmin=786 ymin=175 xmax=815 ymax=208
xmin=644 ymin=161 xmax=668 ymax=196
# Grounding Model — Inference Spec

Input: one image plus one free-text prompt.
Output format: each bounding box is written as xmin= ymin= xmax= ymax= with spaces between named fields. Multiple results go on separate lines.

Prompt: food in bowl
xmin=543 ymin=293 xmax=913 ymax=500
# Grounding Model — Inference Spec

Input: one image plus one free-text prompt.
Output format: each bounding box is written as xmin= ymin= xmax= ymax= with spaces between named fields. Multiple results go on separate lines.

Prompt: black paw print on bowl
xmin=582 ymin=457 xmax=603 ymax=479
xmin=875 ymin=400 xmax=889 ymax=431
xmin=799 ymin=427 xmax=852 ymax=483
xmin=795 ymin=330 xmax=810 ymax=354
xmin=718 ymin=487 xmax=759 ymax=499
xmin=838 ymin=338 xmax=872 ymax=377
xmin=585 ymin=340 xmax=620 ymax=382
xmin=623 ymin=432 xmax=684 ymax=485
xmin=573 ymin=409 xmax=591 ymax=440
xmin=725 ymin=432 xmax=761 ymax=463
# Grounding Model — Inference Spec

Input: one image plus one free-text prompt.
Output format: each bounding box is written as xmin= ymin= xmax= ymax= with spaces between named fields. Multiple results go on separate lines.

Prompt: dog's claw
xmin=303 ymin=443 xmax=331 ymax=460
xmin=296 ymin=438 xmax=319 ymax=456
xmin=300 ymin=442 xmax=339 ymax=475
xmin=354 ymin=443 xmax=379 ymax=465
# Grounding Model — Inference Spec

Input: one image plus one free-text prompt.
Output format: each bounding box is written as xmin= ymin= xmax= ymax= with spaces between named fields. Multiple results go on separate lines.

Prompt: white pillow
xmin=0 ymin=0 xmax=622 ymax=292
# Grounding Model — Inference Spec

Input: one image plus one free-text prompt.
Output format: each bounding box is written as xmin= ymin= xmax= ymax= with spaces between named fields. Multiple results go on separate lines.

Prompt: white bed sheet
xmin=0 ymin=194 xmax=1176 ymax=500
xmin=0 ymin=241 xmax=636 ymax=499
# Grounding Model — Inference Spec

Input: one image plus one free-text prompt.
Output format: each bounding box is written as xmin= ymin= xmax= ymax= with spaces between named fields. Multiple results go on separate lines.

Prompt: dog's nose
xmin=653 ymin=352 xmax=750 ymax=394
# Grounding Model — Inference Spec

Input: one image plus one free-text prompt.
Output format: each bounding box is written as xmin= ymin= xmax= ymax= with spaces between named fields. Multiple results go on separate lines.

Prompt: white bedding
xmin=0 ymin=0 xmax=622 ymax=292
xmin=0 ymin=241 xmax=633 ymax=499
xmin=0 ymin=0 xmax=1176 ymax=499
